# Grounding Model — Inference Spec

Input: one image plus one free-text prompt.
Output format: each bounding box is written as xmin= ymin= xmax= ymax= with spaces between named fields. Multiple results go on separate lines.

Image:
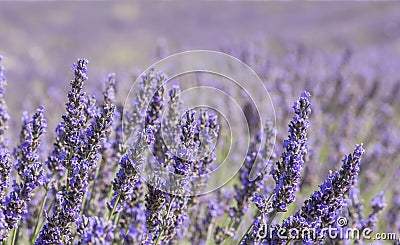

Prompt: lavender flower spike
xmin=271 ymin=144 xmax=364 ymax=243
xmin=0 ymin=56 xmax=10 ymax=147
xmin=0 ymin=149 xmax=11 ymax=204
xmin=1 ymin=106 xmax=47 ymax=242
xmin=359 ymin=191 xmax=385 ymax=230
xmin=36 ymin=60 xmax=115 ymax=244
xmin=77 ymin=216 xmax=115 ymax=245
xmin=270 ymin=91 xmax=311 ymax=212
xmin=230 ymin=121 xmax=275 ymax=228
xmin=0 ymin=56 xmax=11 ymax=204
xmin=47 ymin=59 xmax=89 ymax=176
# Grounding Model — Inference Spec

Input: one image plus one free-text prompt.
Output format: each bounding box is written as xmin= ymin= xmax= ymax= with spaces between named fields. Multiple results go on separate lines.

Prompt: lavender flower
xmin=145 ymin=72 xmax=167 ymax=168
xmin=196 ymin=109 xmax=220 ymax=177
xmin=123 ymin=68 xmax=158 ymax=141
xmin=0 ymin=56 xmax=10 ymax=147
xmin=270 ymin=91 xmax=311 ymax=212
xmin=0 ymin=47 xmax=397 ymax=245
xmin=252 ymin=144 xmax=365 ymax=244
xmin=109 ymin=128 xmax=153 ymax=216
xmin=229 ymin=121 xmax=275 ymax=231
xmin=47 ymin=59 xmax=90 ymax=176
xmin=346 ymin=185 xmax=364 ymax=226
xmin=86 ymin=73 xmax=119 ymax=216
xmin=190 ymin=194 xmax=224 ymax=245
xmin=77 ymin=215 xmax=115 ymax=245
xmin=0 ymin=57 xmax=11 ymax=205
xmin=36 ymin=60 xmax=115 ymax=244
xmin=161 ymin=83 xmax=183 ymax=159
xmin=111 ymin=71 xmax=166 ymax=243
xmin=359 ymin=191 xmax=385 ymax=230
xmin=1 ymin=106 xmax=47 ymax=242
xmin=144 ymin=108 xmax=221 ymax=244
xmin=0 ymin=149 xmax=11 ymax=204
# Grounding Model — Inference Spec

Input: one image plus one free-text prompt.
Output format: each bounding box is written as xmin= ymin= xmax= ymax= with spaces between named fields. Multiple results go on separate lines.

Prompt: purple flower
xmin=36 ymin=60 xmax=115 ymax=244
xmin=109 ymin=128 xmax=153 ymax=215
xmin=359 ymin=191 xmax=385 ymax=230
xmin=270 ymin=91 xmax=311 ymax=212
xmin=77 ymin=216 xmax=115 ymax=245
xmin=273 ymin=144 xmax=363 ymax=243
xmin=0 ymin=148 xmax=11 ymax=204
xmin=123 ymin=68 xmax=159 ymax=142
xmin=0 ymin=56 xmax=10 ymax=147
xmin=0 ymin=107 xmax=46 ymax=242
xmin=230 ymin=121 xmax=275 ymax=230
xmin=47 ymin=59 xmax=90 ymax=176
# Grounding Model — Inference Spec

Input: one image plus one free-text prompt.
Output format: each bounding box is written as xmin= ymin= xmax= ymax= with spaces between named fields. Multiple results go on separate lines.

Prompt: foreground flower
xmin=228 ymin=121 xmax=276 ymax=233
xmin=77 ymin=215 xmax=115 ymax=245
xmin=1 ymin=106 xmax=47 ymax=242
xmin=248 ymin=144 xmax=365 ymax=244
xmin=47 ymin=59 xmax=90 ymax=177
xmin=35 ymin=60 xmax=115 ymax=244
xmin=270 ymin=91 xmax=311 ymax=213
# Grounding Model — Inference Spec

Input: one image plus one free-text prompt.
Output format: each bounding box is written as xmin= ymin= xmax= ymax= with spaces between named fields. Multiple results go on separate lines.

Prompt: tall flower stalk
xmin=35 ymin=59 xmax=115 ymax=244
xmin=0 ymin=106 xmax=47 ymax=242
xmin=0 ymin=56 xmax=11 ymax=205
xmin=246 ymin=144 xmax=364 ymax=244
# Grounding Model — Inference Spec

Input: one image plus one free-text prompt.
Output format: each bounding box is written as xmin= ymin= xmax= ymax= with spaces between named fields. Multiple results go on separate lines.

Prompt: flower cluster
xmin=270 ymin=91 xmax=311 ymax=213
xmin=246 ymin=144 xmax=365 ymax=244
xmin=77 ymin=215 xmax=116 ymax=245
xmin=0 ymin=51 xmax=393 ymax=245
xmin=1 ymin=106 xmax=47 ymax=242
xmin=36 ymin=59 xmax=115 ymax=244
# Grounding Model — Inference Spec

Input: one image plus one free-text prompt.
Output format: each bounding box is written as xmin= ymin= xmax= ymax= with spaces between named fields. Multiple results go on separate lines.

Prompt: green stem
xmin=34 ymin=195 xmax=56 ymax=239
xmin=237 ymin=194 xmax=274 ymax=244
xmin=154 ymin=197 xmax=175 ymax=245
xmin=285 ymin=239 xmax=292 ymax=245
xmin=238 ymin=223 xmax=254 ymax=244
xmin=31 ymin=189 xmax=49 ymax=243
xmin=81 ymin=161 xmax=102 ymax=216
xmin=113 ymin=211 xmax=122 ymax=226
xmin=10 ymin=227 xmax=17 ymax=245
xmin=108 ymin=195 xmax=120 ymax=220
xmin=267 ymin=211 xmax=277 ymax=229
xmin=205 ymin=223 xmax=214 ymax=245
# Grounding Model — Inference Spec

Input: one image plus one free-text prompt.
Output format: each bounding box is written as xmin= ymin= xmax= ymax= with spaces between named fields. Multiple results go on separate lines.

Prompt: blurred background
xmin=1 ymin=2 xmax=400 ymax=238
xmin=1 ymin=2 xmax=399 ymax=116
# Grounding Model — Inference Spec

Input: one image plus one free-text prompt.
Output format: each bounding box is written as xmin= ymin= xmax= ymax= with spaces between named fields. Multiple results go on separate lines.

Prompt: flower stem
xmin=31 ymin=188 xmax=49 ymax=243
xmin=237 ymin=194 xmax=274 ymax=244
xmin=238 ymin=222 xmax=254 ymax=244
xmin=10 ymin=227 xmax=17 ymax=245
xmin=108 ymin=194 xmax=120 ymax=221
xmin=154 ymin=197 xmax=175 ymax=245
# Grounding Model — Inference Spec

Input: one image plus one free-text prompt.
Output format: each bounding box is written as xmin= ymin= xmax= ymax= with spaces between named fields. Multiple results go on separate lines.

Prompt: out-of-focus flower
xmin=0 ymin=56 xmax=10 ymax=147
xmin=77 ymin=215 xmax=115 ymax=245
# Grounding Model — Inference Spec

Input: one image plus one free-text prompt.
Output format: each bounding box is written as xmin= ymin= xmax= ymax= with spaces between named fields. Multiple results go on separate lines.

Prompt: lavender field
xmin=0 ymin=2 xmax=400 ymax=245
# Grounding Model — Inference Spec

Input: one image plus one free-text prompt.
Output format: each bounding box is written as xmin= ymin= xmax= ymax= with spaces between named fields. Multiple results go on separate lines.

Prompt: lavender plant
xmin=0 ymin=50 xmax=394 ymax=245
